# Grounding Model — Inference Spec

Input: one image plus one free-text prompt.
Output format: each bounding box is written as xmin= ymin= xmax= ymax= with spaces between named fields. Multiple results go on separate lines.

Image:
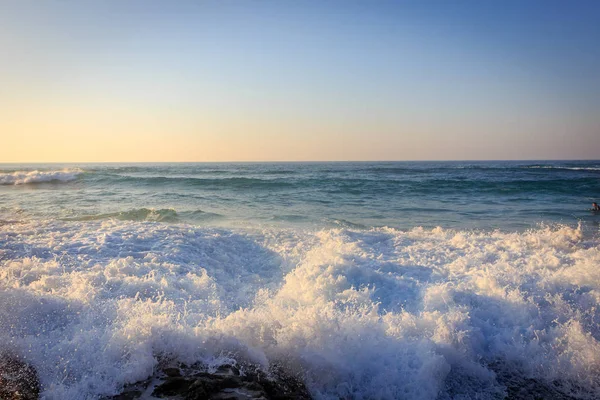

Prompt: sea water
xmin=1 ymin=161 xmax=599 ymax=399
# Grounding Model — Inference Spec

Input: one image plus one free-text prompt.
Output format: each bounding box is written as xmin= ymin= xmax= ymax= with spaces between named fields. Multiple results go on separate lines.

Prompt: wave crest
xmin=525 ymin=165 xmax=600 ymax=171
xmin=0 ymin=169 xmax=83 ymax=185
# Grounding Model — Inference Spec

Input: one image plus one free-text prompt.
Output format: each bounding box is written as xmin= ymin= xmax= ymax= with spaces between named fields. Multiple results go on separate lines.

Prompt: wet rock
xmin=216 ymin=364 xmax=240 ymax=376
xmin=106 ymin=390 xmax=144 ymax=400
xmin=0 ymin=356 xmax=40 ymax=400
xmin=163 ymin=367 xmax=182 ymax=377
xmin=153 ymin=376 xmax=193 ymax=397
xmin=110 ymin=360 xmax=311 ymax=400
xmin=103 ymin=377 xmax=152 ymax=400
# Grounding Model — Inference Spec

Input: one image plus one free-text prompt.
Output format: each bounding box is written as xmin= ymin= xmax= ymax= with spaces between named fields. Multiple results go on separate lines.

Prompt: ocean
xmin=1 ymin=161 xmax=599 ymax=399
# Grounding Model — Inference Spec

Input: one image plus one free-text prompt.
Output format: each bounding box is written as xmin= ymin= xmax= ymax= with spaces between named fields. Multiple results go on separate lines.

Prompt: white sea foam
xmin=0 ymin=169 xmax=82 ymax=185
xmin=1 ymin=221 xmax=599 ymax=399
xmin=525 ymin=166 xmax=600 ymax=171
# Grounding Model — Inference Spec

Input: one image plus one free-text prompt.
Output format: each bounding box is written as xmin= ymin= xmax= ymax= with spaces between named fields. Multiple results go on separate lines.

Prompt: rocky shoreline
xmin=0 ymin=354 xmax=310 ymax=400
xmin=105 ymin=361 xmax=312 ymax=400
xmin=1 ymin=354 xmax=588 ymax=400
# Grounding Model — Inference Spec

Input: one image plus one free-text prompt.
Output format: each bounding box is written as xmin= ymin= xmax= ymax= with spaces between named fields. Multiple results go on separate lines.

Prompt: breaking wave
xmin=0 ymin=169 xmax=83 ymax=185
xmin=1 ymin=221 xmax=599 ymax=399
xmin=524 ymin=165 xmax=600 ymax=171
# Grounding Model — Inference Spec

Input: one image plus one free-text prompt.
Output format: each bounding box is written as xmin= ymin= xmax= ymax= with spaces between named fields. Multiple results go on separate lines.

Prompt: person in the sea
xmin=593 ymin=202 xmax=600 ymax=211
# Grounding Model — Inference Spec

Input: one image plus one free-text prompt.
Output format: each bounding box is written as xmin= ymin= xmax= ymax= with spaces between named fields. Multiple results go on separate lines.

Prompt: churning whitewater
xmin=2 ymin=221 xmax=600 ymax=399
xmin=1 ymin=161 xmax=599 ymax=399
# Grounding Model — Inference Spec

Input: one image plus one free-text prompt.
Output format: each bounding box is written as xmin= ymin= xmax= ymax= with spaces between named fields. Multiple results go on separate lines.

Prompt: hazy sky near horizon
xmin=1 ymin=1 xmax=599 ymax=162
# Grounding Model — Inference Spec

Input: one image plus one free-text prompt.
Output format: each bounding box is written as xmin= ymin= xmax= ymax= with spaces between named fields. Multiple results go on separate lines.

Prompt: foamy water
xmin=1 ymin=220 xmax=599 ymax=399
xmin=0 ymin=169 xmax=82 ymax=185
xmin=1 ymin=161 xmax=599 ymax=399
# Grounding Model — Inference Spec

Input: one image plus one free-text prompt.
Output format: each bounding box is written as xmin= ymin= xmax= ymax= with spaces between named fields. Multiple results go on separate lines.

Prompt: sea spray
xmin=1 ymin=220 xmax=599 ymax=399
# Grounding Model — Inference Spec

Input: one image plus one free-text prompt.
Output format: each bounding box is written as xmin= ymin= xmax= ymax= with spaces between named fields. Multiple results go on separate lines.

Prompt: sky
xmin=1 ymin=0 xmax=599 ymax=162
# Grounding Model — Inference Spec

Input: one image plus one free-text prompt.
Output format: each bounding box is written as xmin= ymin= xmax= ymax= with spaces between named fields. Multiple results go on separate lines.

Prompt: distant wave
xmin=369 ymin=165 xmax=600 ymax=172
xmin=329 ymin=217 xmax=367 ymax=229
xmin=66 ymin=208 xmax=180 ymax=222
xmin=101 ymin=167 xmax=231 ymax=175
xmin=363 ymin=167 xmax=433 ymax=174
xmin=362 ymin=164 xmax=600 ymax=174
xmin=108 ymin=174 xmax=297 ymax=189
xmin=64 ymin=208 xmax=224 ymax=223
xmin=262 ymin=170 xmax=297 ymax=175
xmin=524 ymin=165 xmax=600 ymax=171
xmin=270 ymin=214 xmax=310 ymax=222
xmin=0 ymin=169 xmax=83 ymax=185
xmin=185 ymin=209 xmax=224 ymax=221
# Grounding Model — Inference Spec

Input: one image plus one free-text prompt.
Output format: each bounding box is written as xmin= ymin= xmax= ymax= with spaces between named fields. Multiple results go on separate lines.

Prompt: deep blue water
xmin=1 ymin=160 xmax=599 ymax=232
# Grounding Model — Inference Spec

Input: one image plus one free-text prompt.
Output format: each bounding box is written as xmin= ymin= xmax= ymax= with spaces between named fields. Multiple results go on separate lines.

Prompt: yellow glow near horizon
xmin=4 ymin=106 xmax=594 ymax=162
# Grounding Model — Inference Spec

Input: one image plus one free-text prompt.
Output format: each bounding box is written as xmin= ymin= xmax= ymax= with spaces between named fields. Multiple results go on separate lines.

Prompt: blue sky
xmin=1 ymin=1 xmax=599 ymax=161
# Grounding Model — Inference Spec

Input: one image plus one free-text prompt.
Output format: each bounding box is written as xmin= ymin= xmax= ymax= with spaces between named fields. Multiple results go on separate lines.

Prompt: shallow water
xmin=1 ymin=161 xmax=599 ymax=399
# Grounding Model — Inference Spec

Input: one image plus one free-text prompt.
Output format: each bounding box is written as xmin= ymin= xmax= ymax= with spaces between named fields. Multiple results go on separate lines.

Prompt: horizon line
xmin=1 ymin=158 xmax=599 ymax=164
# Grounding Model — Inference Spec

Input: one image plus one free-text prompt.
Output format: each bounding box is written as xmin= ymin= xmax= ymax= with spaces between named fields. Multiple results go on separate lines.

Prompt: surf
xmin=0 ymin=169 xmax=83 ymax=185
xmin=1 ymin=220 xmax=599 ymax=399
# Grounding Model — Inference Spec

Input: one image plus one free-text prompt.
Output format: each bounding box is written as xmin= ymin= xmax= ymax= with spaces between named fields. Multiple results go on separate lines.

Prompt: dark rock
xmin=106 ymin=390 xmax=143 ymax=400
xmin=102 ymin=377 xmax=152 ymax=400
xmin=112 ymin=360 xmax=311 ymax=400
xmin=243 ymin=364 xmax=310 ymax=400
xmin=185 ymin=378 xmax=210 ymax=399
xmin=163 ymin=367 xmax=182 ymax=377
xmin=0 ymin=356 xmax=40 ymax=400
xmin=152 ymin=377 xmax=192 ymax=397
xmin=216 ymin=364 xmax=240 ymax=376
xmin=183 ymin=375 xmax=246 ymax=399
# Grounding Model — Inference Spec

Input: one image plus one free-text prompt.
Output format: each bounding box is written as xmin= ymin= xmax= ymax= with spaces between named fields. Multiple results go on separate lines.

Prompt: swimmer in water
xmin=593 ymin=202 xmax=600 ymax=211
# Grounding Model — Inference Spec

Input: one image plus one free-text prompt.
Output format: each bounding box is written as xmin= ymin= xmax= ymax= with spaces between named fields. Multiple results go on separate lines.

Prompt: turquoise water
xmin=1 ymin=160 xmax=599 ymax=232
xmin=1 ymin=161 xmax=600 ymax=399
